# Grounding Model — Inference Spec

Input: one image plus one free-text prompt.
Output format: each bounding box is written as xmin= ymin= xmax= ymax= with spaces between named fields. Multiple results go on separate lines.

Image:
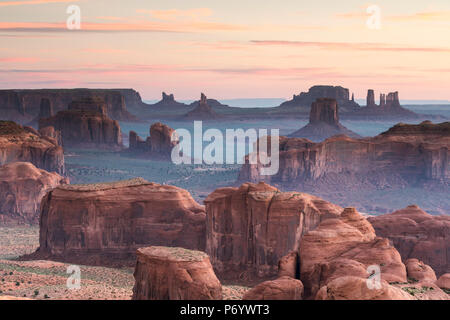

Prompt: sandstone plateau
xmin=240 ymin=121 xmax=449 ymax=192
xmin=0 ymin=162 xmax=67 ymax=224
xmin=35 ymin=178 xmax=206 ymax=266
xmin=289 ymin=98 xmax=360 ymax=141
xmin=132 ymin=246 xmax=222 ymax=300
xmin=204 ymin=182 xmax=343 ymax=278
xmin=0 ymin=120 xmax=65 ymax=174
xmin=128 ymin=122 xmax=178 ymax=159
xmin=368 ymin=205 xmax=450 ymax=276
xmin=39 ymin=97 xmax=123 ymax=149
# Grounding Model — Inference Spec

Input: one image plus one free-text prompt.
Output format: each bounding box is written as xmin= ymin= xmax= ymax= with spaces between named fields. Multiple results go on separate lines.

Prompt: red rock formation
xmin=243 ymin=276 xmax=304 ymax=300
xmin=0 ymin=89 xmax=137 ymax=122
xmin=128 ymin=122 xmax=178 ymax=159
xmin=367 ymin=89 xmax=376 ymax=107
xmin=240 ymin=121 xmax=449 ymax=190
xmin=405 ymin=259 xmax=437 ymax=283
xmin=132 ymin=246 xmax=222 ymax=300
xmin=355 ymin=90 xmax=417 ymax=118
xmin=0 ymin=162 xmax=67 ymax=224
xmin=204 ymin=182 xmax=342 ymax=278
xmin=368 ymin=205 xmax=450 ymax=276
xmin=0 ymin=121 xmax=65 ymax=174
xmin=39 ymin=126 xmax=62 ymax=146
xmin=39 ymin=97 xmax=122 ymax=149
xmin=150 ymin=92 xmax=187 ymax=109
xmin=36 ymin=178 xmax=206 ymax=266
xmin=299 ymin=207 xmax=407 ymax=297
xmin=184 ymin=93 xmax=221 ymax=120
xmin=289 ymin=98 xmax=360 ymax=141
xmin=437 ymin=274 xmax=450 ymax=290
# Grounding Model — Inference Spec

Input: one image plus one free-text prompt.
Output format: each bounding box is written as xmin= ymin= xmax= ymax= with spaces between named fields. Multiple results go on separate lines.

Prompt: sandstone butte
xmin=204 ymin=182 xmax=343 ymax=278
xmin=128 ymin=122 xmax=178 ymax=159
xmin=368 ymin=205 xmax=450 ymax=277
xmin=33 ymin=178 xmax=206 ymax=266
xmin=183 ymin=93 xmax=221 ymax=120
xmin=0 ymin=120 xmax=65 ymax=174
xmin=239 ymin=121 xmax=450 ymax=190
xmin=38 ymin=97 xmax=123 ymax=149
xmin=289 ymin=98 xmax=360 ymax=141
xmin=0 ymin=162 xmax=68 ymax=224
xmin=132 ymin=246 xmax=222 ymax=300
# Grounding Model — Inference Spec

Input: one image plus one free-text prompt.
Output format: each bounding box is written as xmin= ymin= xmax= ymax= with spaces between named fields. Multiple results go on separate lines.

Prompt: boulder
xmin=35 ymin=178 xmax=206 ymax=266
xmin=0 ymin=162 xmax=67 ymax=224
xmin=369 ymin=205 xmax=450 ymax=276
xmin=405 ymin=259 xmax=437 ymax=283
xmin=243 ymin=276 xmax=304 ymax=300
xmin=132 ymin=246 xmax=222 ymax=300
xmin=436 ymin=274 xmax=450 ymax=290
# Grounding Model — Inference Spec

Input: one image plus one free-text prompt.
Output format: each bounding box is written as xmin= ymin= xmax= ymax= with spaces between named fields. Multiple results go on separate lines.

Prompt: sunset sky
xmin=0 ymin=0 xmax=449 ymax=100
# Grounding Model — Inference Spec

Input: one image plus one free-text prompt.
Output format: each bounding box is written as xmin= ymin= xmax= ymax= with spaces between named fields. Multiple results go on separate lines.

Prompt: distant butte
xmin=183 ymin=93 xmax=222 ymax=120
xmin=289 ymin=98 xmax=360 ymax=141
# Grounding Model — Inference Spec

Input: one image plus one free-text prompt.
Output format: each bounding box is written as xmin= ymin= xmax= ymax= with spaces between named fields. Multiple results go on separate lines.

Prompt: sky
xmin=0 ymin=0 xmax=449 ymax=101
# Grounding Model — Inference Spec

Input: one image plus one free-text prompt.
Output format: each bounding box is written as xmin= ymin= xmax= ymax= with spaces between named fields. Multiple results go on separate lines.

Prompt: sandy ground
xmin=0 ymin=225 xmax=248 ymax=300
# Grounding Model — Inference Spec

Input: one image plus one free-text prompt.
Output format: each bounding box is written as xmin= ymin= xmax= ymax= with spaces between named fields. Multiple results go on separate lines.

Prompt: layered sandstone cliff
xmin=204 ymin=182 xmax=342 ymax=278
xmin=36 ymin=178 xmax=206 ymax=266
xmin=0 ymin=121 xmax=65 ymax=174
xmin=239 ymin=121 xmax=449 ymax=189
xmin=0 ymin=162 xmax=67 ymax=224
xmin=0 ymin=89 xmax=137 ymax=123
xmin=132 ymin=246 xmax=222 ymax=300
xmin=39 ymin=97 xmax=123 ymax=149
xmin=128 ymin=122 xmax=178 ymax=159
xmin=368 ymin=205 xmax=450 ymax=276
xmin=289 ymin=98 xmax=360 ymax=141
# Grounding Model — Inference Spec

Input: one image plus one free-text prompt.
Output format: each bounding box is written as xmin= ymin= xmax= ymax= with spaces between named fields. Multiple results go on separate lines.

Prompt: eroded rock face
xmin=39 ymin=97 xmax=122 ymax=149
xmin=36 ymin=178 xmax=206 ymax=266
xmin=128 ymin=122 xmax=178 ymax=159
xmin=242 ymin=276 xmax=304 ymax=300
xmin=0 ymin=121 xmax=65 ymax=174
xmin=0 ymin=89 xmax=136 ymax=122
xmin=184 ymin=93 xmax=221 ymax=120
xmin=204 ymin=182 xmax=342 ymax=278
xmin=299 ymin=208 xmax=407 ymax=297
xmin=240 ymin=121 xmax=450 ymax=191
xmin=437 ymin=274 xmax=450 ymax=290
xmin=132 ymin=246 xmax=222 ymax=300
xmin=405 ymin=259 xmax=437 ymax=283
xmin=289 ymin=98 xmax=360 ymax=141
xmin=368 ymin=205 xmax=450 ymax=276
xmin=355 ymin=90 xmax=416 ymax=118
xmin=0 ymin=162 xmax=67 ymax=224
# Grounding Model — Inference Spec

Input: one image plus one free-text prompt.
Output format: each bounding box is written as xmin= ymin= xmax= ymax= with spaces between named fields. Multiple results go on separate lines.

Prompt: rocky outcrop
xmin=204 ymin=182 xmax=342 ymax=278
xmin=355 ymin=90 xmax=417 ymax=118
xmin=279 ymin=85 xmax=360 ymax=113
xmin=35 ymin=178 xmax=206 ymax=266
xmin=0 ymin=89 xmax=137 ymax=122
xmin=128 ymin=122 xmax=178 ymax=159
xmin=0 ymin=121 xmax=65 ymax=174
xmin=368 ymin=205 xmax=450 ymax=276
xmin=405 ymin=259 xmax=437 ymax=282
xmin=437 ymin=274 xmax=450 ymax=290
xmin=184 ymin=93 xmax=221 ymax=120
xmin=149 ymin=92 xmax=187 ymax=109
xmin=289 ymin=98 xmax=360 ymax=141
xmin=132 ymin=246 xmax=222 ymax=300
xmin=39 ymin=97 xmax=122 ymax=149
xmin=367 ymin=89 xmax=376 ymax=107
xmin=242 ymin=276 xmax=304 ymax=300
xmin=0 ymin=162 xmax=67 ymax=224
xmin=299 ymin=207 xmax=407 ymax=297
xmin=240 ymin=121 xmax=450 ymax=191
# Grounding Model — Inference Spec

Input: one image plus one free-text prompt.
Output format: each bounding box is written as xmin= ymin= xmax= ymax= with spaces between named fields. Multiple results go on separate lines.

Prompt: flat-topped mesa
xmin=183 ymin=93 xmax=221 ymax=120
xmin=128 ymin=122 xmax=178 ymax=159
xmin=68 ymin=97 xmax=107 ymax=115
xmin=367 ymin=89 xmax=376 ymax=107
xmin=39 ymin=97 xmax=122 ymax=149
xmin=240 ymin=121 xmax=449 ymax=192
xmin=279 ymin=85 xmax=360 ymax=113
xmin=132 ymin=246 xmax=222 ymax=300
xmin=204 ymin=182 xmax=343 ymax=278
xmin=0 ymin=120 xmax=65 ymax=174
xmin=0 ymin=162 xmax=68 ymax=224
xmin=288 ymin=98 xmax=360 ymax=141
xmin=35 ymin=178 xmax=206 ymax=266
